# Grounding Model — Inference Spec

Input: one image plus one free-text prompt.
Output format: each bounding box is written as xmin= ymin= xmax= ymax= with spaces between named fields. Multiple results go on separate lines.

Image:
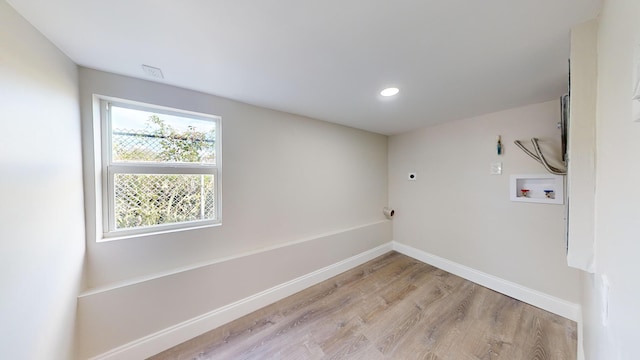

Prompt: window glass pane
xmin=111 ymin=105 xmax=216 ymax=164
xmin=114 ymin=173 xmax=215 ymax=229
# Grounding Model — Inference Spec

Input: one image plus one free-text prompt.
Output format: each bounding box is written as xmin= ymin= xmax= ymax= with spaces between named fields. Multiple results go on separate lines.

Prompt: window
xmin=99 ymin=98 xmax=221 ymax=239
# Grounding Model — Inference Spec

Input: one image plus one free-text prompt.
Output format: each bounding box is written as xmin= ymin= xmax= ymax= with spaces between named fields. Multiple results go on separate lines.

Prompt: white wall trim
xmin=88 ymin=240 xmax=581 ymax=359
xmin=577 ymin=317 xmax=585 ymax=360
xmin=392 ymin=241 xmax=581 ymax=322
xmin=81 ymin=220 xmax=390 ymax=297
xmin=88 ymin=242 xmax=393 ymax=360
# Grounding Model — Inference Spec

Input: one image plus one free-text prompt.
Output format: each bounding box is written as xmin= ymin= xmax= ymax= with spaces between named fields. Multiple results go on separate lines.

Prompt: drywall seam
xmin=393 ymin=242 xmax=581 ymax=321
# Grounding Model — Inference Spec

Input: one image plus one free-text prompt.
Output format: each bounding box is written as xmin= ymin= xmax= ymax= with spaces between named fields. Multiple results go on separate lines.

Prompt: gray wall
xmin=0 ymin=2 xmax=85 ymax=359
xmin=583 ymin=0 xmax=640 ymax=358
xmin=77 ymin=68 xmax=390 ymax=357
xmin=389 ymin=100 xmax=580 ymax=303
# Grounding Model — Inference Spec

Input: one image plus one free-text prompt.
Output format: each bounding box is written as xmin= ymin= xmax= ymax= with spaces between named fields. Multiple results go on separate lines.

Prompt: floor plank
xmin=149 ymin=252 xmax=577 ymax=360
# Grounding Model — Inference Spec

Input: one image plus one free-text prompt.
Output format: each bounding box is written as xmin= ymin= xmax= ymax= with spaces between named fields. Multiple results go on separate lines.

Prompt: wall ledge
xmin=85 ymin=239 xmax=580 ymax=359
xmin=80 ymin=220 xmax=391 ymax=297
xmin=87 ymin=242 xmax=393 ymax=360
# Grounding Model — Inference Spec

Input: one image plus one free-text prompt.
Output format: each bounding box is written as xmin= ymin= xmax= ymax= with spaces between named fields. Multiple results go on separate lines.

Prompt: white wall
xmin=77 ymin=69 xmax=390 ymax=358
xmin=567 ymin=19 xmax=598 ymax=272
xmin=582 ymin=0 xmax=640 ymax=358
xmin=2 ymin=2 xmax=603 ymax=357
xmin=389 ymin=100 xmax=581 ymax=303
xmin=0 ymin=2 xmax=85 ymax=359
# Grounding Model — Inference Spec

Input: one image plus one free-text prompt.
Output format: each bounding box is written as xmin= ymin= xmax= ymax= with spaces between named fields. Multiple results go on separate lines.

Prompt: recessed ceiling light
xmin=380 ymin=87 xmax=399 ymax=97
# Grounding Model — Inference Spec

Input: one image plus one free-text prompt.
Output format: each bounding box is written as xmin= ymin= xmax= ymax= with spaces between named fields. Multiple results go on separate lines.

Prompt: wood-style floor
xmin=149 ymin=252 xmax=577 ymax=360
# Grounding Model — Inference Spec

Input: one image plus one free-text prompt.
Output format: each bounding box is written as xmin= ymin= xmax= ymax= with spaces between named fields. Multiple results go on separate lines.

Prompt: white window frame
xmin=98 ymin=97 xmax=222 ymax=240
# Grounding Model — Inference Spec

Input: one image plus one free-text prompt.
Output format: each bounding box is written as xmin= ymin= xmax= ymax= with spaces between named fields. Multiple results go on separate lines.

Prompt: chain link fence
xmin=111 ymin=127 xmax=216 ymax=229
xmin=112 ymin=128 xmax=215 ymax=163
xmin=114 ymin=173 xmax=215 ymax=229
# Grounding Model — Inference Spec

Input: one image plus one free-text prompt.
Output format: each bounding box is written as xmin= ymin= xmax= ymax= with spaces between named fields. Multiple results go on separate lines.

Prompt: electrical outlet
xmin=490 ymin=161 xmax=502 ymax=175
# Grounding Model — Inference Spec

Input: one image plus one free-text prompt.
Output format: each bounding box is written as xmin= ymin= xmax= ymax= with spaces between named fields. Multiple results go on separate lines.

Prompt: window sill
xmin=98 ymin=222 xmax=221 ymax=243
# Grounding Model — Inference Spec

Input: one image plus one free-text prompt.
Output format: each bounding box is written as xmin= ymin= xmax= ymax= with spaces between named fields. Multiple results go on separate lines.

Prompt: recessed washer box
xmin=510 ymin=174 xmax=564 ymax=204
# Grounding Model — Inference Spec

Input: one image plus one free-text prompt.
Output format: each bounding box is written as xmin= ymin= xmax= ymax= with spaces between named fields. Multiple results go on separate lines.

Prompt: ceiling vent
xmin=141 ymin=64 xmax=164 ymax=79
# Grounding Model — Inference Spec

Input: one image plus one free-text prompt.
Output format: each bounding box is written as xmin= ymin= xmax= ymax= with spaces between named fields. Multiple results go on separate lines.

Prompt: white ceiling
xmin=7 ymin=0 xmax=601 ymax=135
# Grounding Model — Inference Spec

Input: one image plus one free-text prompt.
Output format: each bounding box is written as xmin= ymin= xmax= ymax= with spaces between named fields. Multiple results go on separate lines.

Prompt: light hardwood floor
xmin=149 ymin=252 xmax=577 ymax=360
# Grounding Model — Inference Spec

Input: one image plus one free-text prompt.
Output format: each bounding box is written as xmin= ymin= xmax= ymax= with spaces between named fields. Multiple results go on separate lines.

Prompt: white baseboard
xmin=577 ymin=318 xmax=585 ymax=360
xmin=89 ymin=240 xmax=581 ymax=359
xmin=89 ymin=242 xmax=393 ymax=360
xmin=392 ymin=241 xmax=581 ymax=322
